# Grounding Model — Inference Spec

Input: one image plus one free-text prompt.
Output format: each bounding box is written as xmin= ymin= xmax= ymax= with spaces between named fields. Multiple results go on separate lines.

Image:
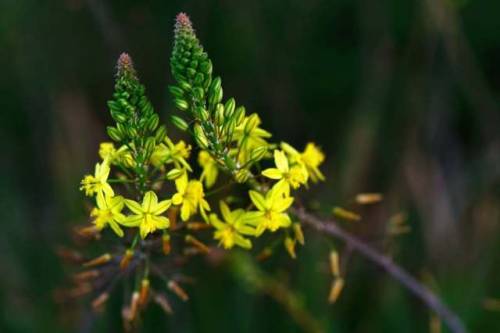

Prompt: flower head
xmin=91 ymin=192 xmax=126 ymax=237
xmin=262 ymin=150 xmax=307 ymax=194
xmin=150 ymin=138 xmax=191 ymax=171
xmin=80 ymin=162 xmax=114 ymax=197
xmin=124 ymin=191 xmax=171 ymax=239
xmin=233 ymin=114 xmax=271 ymax=164
xmin=301 ymin=143 xmax=325 ymax=182
xmin=172 ymin=174 xmax=210 ymax=221
xmin=246 ymin=184 xmax=294 ymax=235
xmin=209 ymin=202 xmax=256 ymax=249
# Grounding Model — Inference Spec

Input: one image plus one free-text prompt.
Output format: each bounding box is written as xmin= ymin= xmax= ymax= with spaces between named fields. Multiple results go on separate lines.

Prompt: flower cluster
xmin=71 ymin=12 xmax=325 ymax=327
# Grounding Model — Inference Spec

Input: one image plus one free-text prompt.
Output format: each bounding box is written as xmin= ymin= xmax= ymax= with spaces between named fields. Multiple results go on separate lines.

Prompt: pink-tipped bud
xmin=175 ymin=12 xmax=194 ymax=34
xmin=117 ymin=52 xmax=136 ymax=78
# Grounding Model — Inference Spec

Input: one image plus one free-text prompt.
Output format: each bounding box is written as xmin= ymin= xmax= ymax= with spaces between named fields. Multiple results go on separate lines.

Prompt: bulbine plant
xmin=60 ymin=13 xmax=466 ymax=333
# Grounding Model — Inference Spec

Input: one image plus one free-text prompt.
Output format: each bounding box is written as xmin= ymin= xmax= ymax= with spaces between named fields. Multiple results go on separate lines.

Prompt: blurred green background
xmin=1 ymin=0 xmax=499 ymax=332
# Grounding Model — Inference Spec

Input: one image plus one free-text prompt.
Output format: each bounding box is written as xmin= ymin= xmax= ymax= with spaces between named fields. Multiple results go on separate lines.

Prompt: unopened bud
xmin=171 ymin=115 xmax=189 ymax=131
xmin=250 ymin=146 xmax=267 ymax=162
xmin=154 ymin=293 xmax=173 ymax=315
xmin=235 ymin=169 xmax=251 ymax=183
xmin=194 ymin=124 xmax=209 ymax=149
xmin=234 ymin=106 xmax=246 ymax=125
xmin=168 ymin=85 xmax=184 ymax=98
xmin=215 ymin=103 xmax=225 ymax=125
xmin=224 ymin=98 xmax=236 ymax=118
xmin=174 ymin=98 xmax=189 ymax=111
xmin=166 ymin=168 xmax=184 ymax=180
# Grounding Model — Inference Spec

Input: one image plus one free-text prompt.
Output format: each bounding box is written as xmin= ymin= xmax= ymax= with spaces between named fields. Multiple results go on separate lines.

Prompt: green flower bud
xmin=215 ymin=103 xmax=225 ymax=125
xmin=168 ymin=85 xmax=184 ymax=98
xmin=250 ymin=146 xmax=267 ymax=162
xmin=234 ymin=106 xmax=246 ymax=125
xmin=195 ymin=106 xmax=209 ymax=121
xmin=155 ymin=125 xmax=167 ymax=143
xmin=171 ymin=115 xmax=189 ymax=131
xmin=145 ymin=137 xmax=156 ymax=157
xmin=224 ymin=98 xmax=236 ymax=118
xmin=174 ymin=98 xmax=189 ymax=111
xmin=166 ymin=168 xmax=184 ymax=180
xmin=147 ymin=114 xmax=159 ymax=131
xmin=235 ymin=169 xmax=251 ymax=183
xmin=193 ymin=124 xmax=209 ymax=149
xmin=107 ymin=126 xmax=122 ymax=141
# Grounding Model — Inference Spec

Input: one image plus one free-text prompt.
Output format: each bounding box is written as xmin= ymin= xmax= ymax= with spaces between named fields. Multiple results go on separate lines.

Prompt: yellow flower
xmin=90 ymin=192 xmax=126 ymax=237
xmin=99 ymin=142 xmax=117 ymax=161
xmin=262 ymin=150 xmax=307 ymax=194
xmin=281 ymin=142 xmax=325 ymax=183
xmin=301 ymin=143 xmax=325 ymax=182
xmin=124 ymin=191 xmax=171 ymax=239
xmin=172 ymin=174 xmax=210 ymax=221
xmin=233 ymin=114 xmax=271 ymax=163
xmin=209 ymin=202 xmax=256 ymax=249
xmin=80 ymin=161 xmax=114 ymax=197
xmin=198 ymin=151 xmax=218 ymax=188
xmin=150 ymin=138 xmax=191 ymax=170
xmin=98 ymin=142 xmax=135 ymax=168
xmin=246 ymin=184 xmax=294 ymax=235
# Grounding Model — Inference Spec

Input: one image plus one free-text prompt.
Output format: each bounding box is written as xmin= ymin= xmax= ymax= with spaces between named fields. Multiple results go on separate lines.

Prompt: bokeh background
xmin=1 ymin=0 xmax=499 ymax=332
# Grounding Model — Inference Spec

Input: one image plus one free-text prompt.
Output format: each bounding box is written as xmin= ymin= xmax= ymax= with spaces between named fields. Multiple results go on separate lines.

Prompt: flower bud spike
xmin=117 ymin=52 xmax=137 ymax=79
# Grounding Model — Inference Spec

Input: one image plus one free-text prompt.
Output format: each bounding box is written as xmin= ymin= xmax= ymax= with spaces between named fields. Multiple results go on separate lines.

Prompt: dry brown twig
xmin=292 ymin=206 xmax=467 ymax=333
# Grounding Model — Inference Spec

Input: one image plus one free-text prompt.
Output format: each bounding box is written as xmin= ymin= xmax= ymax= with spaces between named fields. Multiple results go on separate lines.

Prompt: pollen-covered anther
xmin=162 ymin=234 xmax=171 ymax=255
xmin=154 ymin=293 xmax=173 ymax=315
xmin=56 ymin=247 xmax=85 ymax=264
xmin=91 ymin=292 xmax=109 ymax=312
xmin=328 ymin=277 xmax=345 ymax=304
xmin=186 ymin=221 xmax=212 ymax=230
xmin=82 ymin=253 xmax=112 ymax=268
xmin=329 ymin=250 xmax=340 ymax=277
xmin=72 ymin=270 xmax=100 ymax=283
xmin=120 ymin=249 xmax=134 ymax=270
xmin=185 ymin=234 xmax=210 ymax=254
xmin=355 ymin=193 xmax=383 ymax=205
xmin=256 ymin=247 xmax=273 ymax=262
xmin=74 ymin=225 xmax=100 ymax=239
xmin=139 ymin=279 xmax=150 ymax=307
xmin=168 ymin=280 xmax=189 ymax=301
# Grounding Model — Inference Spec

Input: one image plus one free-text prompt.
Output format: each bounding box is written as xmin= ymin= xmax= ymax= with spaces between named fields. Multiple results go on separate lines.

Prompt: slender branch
xmin=292 ymin=206 xmax=467 ymax=333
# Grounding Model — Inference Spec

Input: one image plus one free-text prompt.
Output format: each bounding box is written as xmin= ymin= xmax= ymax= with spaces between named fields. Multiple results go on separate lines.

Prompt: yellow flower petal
xmin=249 ymin=191 xmax=266 ymax=211
xmin=274 ymin=150 xmax=289 ymax=172
xmin=262 ymin=168 xmax=283 ymax=180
